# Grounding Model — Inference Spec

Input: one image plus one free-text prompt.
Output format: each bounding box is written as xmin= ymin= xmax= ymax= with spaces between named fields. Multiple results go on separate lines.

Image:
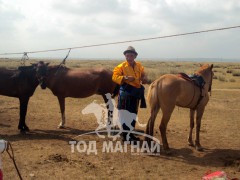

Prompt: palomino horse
xmin=0 ymin=64 xmax=39 ymax=132
xmin=36 ymin=61 xmax=119 ymax=128
xmin=145 ymin=64 xmax=214 ymax=153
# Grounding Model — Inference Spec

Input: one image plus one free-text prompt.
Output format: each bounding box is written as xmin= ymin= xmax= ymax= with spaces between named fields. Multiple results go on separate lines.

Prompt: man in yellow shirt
xmin=112 ymin=46 xmax=150 ymax=143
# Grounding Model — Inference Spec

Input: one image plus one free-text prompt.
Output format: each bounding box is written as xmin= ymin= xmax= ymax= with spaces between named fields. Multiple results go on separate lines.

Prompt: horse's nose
xmin=38 ymin=77 xmax=47 ymax=89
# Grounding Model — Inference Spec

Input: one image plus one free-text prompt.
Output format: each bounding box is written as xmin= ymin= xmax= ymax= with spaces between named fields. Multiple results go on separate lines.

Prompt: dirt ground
xmin=0 ymin=85 xmax=240 ymax=179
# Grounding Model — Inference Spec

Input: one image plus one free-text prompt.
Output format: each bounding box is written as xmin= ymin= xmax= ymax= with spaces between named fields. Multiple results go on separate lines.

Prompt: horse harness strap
xmin=193 ymin=87 xmax=204 ymax=110
xmin=177 ymin=73 xmax=205 ymax=110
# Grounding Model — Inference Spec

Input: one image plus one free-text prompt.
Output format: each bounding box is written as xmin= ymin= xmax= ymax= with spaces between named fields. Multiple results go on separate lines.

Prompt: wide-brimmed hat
xmin=123 ymin=46 xmax=138 ymax=56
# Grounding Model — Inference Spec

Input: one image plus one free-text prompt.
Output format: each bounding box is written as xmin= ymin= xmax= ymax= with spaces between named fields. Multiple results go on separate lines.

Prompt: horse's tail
xmin=147 ymin=80 xmax=160 ymax=111
xmin=112 ymin=84 xmax=120 ymax=98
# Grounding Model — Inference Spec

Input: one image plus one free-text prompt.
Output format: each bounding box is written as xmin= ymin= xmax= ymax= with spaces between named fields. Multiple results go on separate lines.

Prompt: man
xmin=112 ymin=46 xmax=150 ymax=143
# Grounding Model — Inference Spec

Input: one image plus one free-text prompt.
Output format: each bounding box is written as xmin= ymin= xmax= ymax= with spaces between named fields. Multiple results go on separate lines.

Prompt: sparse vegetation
xmin=232 ymin=70 xmax=240 ymax=76
xmin=229 ymin=78 xmax=236 ymax=82
xmin=218 ymin=76 xmax=227 ymax=82
xmin=227 ymin=69 xmax=233 ymax=73
xmin=213 ymin=75 xmax=218 ymax=79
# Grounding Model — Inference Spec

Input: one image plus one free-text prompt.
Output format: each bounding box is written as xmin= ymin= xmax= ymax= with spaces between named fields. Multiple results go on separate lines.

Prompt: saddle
xmin=178 ymin=73 xmax=206 ymax=110
xmin=178 ymin=73 xmax=205 ymax=88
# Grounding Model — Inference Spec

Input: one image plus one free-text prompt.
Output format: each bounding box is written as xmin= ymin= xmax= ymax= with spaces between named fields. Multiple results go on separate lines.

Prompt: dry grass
xmin=1 ymin=58 xmax=240 ymax=86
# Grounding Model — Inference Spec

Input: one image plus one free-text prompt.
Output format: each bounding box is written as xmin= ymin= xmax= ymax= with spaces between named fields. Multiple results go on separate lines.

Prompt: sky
xmin=0 ymin=0 xmax=240 ymax=60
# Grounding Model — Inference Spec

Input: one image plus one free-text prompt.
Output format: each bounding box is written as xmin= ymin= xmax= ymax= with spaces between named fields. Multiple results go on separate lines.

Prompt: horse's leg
xmin=159 ymin=105 xmax=175 ymax=154
xmin=18 ymin=96 xmax=30 ymax=132
xmin=188 ymin=109 xmax=195 ymax=146
xmin=195 ymin=106 xmax=205 ymax=151
xmin=102 ymin=94 xmax=112 ymax=137
xmin=57 ymin=96 xmax=66 ymax=128
xmin=104 ymin=95 xmax=113 ymax=125
xmin=145 ymin=106 xmax=160 ymax=144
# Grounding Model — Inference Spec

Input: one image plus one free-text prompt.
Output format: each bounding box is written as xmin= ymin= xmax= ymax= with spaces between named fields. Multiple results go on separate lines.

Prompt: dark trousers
xmin=117 ymin=91 xmax=139 ymax=131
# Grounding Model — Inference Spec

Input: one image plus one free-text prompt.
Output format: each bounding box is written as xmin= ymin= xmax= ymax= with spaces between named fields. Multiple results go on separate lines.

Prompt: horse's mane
xmin=199 ymin=64 xmax=210 ymax=70
xmin=195 ymin=64 xmax=211 ymax=75
xmin=48 ymin=65 xmax=70 ymax=73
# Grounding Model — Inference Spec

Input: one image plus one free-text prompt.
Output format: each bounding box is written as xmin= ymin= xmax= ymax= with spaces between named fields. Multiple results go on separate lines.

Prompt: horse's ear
xmin=46 ymin=62 xmax=50 ymax=66
xmin=31 ymin=63 xmax=38 ymax=67
xmin=210 ymin=64 xmax=213 ymax=69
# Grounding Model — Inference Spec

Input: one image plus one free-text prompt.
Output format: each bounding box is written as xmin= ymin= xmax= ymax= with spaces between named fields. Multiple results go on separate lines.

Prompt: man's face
xmin=125 ymin=53 xmax=136 ymax=64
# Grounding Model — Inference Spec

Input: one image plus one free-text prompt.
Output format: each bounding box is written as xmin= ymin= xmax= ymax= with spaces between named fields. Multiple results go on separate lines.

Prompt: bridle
xmin=36 ymin=65 xmax=48 ymax=88
xmin=207 ymin=71 xmax=214 ymax=96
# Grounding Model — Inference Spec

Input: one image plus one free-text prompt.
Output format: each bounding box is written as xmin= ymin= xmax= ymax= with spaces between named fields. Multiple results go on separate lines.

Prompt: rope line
xmin=6 ymin=142 xmax=23 ymax=180
xmin=0 ymin=25 xmax=239 ymax=56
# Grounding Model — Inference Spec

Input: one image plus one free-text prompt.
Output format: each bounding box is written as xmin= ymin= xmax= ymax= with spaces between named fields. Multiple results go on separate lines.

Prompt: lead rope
xmin=6 ymin=142 xmax=23 ymax=180
xmin=55 ymin=49 xmax=71 ymax=76
xmin=60 ymin=48 xmax=71 ymax=66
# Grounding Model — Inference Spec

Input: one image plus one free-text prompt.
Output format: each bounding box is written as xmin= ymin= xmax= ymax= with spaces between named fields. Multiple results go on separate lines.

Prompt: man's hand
xmin=124 ymin=76 xmax=135 ymax=82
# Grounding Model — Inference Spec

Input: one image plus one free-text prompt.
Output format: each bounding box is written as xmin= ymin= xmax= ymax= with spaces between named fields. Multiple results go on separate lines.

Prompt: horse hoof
xmin=195 ymin=146 xmax=204 ymax=151
xmin=20 ymin=129 xmax=27 ymax=134
xmin=188 ymin=142 xmax=194 ymax=147
xmin=58 ymin=125 xmax=65 ymax=129
xmin=165 ymin=149 xmax=172 ymax=155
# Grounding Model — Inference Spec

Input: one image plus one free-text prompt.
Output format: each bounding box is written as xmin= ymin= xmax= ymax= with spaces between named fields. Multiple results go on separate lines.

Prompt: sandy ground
xmin=0 ymin=87 xmax=239 ymax=180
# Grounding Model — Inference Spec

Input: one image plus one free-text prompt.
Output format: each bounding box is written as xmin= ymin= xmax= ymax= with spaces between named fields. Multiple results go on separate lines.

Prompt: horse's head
xmin=36 ymin=61 xmax=50 ymax=89
xmin=16 ymin=63 xmax=38 ymax=86
xmin=196 ymin=64 xmax=214 ymax=92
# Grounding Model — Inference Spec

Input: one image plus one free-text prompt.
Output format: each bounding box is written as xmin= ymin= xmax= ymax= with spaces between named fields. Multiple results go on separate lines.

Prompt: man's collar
xmin=125 ymin=60 xmax=136 ymax=67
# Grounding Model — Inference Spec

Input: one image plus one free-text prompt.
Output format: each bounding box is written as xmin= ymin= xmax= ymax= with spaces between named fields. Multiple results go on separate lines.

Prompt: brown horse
xmin=0 ymin=64 xmax=39 ymax=132
xmin=36 ymin=61 xmax=119 ymax=128
xmin=145 ymin=64 xmax=214 ymax=154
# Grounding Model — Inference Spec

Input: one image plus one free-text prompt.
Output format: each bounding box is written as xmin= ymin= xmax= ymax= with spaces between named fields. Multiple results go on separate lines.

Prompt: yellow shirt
xmin=112 ymin=61 xmax=144 ymax=88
